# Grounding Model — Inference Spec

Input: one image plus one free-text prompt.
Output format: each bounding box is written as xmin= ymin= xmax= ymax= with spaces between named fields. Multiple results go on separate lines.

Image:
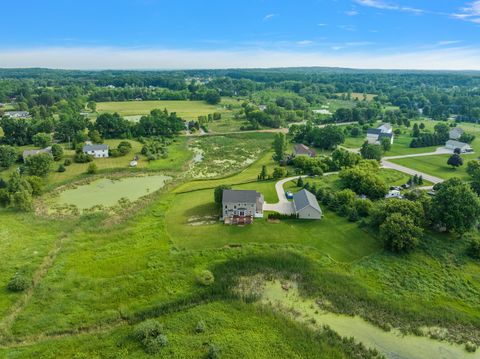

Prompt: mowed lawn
xmin=166 ymin=185 xmax=381 ymax=262
xmin=390 ymin=153 xmax=477 ymax=181
xmin=384 ymin=134 xmax=438 ymax=157
xmin=97 ymin=100 xmax=231 ymax=120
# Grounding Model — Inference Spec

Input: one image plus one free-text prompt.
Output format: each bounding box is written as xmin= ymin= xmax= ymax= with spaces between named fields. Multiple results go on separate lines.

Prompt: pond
xmin=52 ymin=175 xmax=171 ymax=210
xmin=260 ymin=280 xmax=479 ymax=359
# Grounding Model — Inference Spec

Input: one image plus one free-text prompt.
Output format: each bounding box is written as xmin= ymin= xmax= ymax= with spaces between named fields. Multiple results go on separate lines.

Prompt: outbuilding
xmin=445 ymin=140 xmax=472 ymax=153
xmin=293 ymin=189 xmax=322 ymax=220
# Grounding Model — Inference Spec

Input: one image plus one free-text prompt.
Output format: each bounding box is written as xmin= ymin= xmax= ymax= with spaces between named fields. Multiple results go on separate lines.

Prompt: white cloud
xmin=338 ymin=24 xmax=357 ymax=31
xmin=263 ymin=13 xmax=277 ymax=21
xmin=436 ymin=40 xmax=463 ymax=46
xmin=297 ymin=40 xmax=314 ymax=46
xmin=452 ymin=1 xmax=480 ymax=23
xmin=354 ymin=0 xmax=424 ymax=14
xmin=1 ymin=46 xmax=480 ymax=70
xmin=346 ymin=10 xmax=359 ymax=16
xmin=317 ymin=23 xmax=327 ymax=26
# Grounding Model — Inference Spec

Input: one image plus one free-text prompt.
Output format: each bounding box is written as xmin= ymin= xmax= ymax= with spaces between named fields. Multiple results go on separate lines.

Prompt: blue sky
xmin=1 ymin=0 xmax=480 ymax=69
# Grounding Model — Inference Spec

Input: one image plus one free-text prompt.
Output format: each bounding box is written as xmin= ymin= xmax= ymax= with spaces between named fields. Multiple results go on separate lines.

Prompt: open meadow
xmin=97 ymin=100 xmax=232 ymax=120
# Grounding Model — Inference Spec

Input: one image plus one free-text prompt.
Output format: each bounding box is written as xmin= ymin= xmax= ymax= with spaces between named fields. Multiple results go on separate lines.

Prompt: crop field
xmin=97 ymin=100 xmax=232 ymax=120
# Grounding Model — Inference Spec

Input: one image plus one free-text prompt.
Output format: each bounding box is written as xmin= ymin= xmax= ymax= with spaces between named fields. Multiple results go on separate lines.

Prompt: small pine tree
xmin=413 ymin=174 xmax=419 ymax=185
xmin=418 ymin=175 xmax=424 ymax=185
xmin=297 ymin=177 xmax=304 ymax=187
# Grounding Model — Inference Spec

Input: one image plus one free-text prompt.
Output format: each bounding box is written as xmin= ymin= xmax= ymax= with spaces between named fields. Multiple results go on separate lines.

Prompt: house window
xmin=239 ymin=211 xmax=244 ymax=216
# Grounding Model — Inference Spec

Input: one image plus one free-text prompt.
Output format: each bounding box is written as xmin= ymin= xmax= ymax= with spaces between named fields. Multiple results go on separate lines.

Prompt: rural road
xmin=381 ymin=160 xmax=444 ymax=185
xmin=383 ymin=147 xmax=453 ymax=160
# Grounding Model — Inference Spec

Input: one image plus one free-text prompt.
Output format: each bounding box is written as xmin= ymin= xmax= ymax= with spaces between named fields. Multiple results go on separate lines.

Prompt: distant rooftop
xmin=83 ymin=144 xmax=109 ymax=151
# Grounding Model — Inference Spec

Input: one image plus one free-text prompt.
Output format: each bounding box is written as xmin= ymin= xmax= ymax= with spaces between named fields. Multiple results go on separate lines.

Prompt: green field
xmin=390 ymin=153 xmax=477 ymax=181
xmin=97 ymin=100 xmax=232 ymax=120
xmin=1 ymin=130 xmax=480 ymax=358
xmin=166 ymin=186 xmax=380 ymax=261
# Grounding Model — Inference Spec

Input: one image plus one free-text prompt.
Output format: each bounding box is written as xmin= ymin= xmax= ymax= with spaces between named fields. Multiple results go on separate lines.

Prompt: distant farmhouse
xmin=293 ymin=189 xmax=323 ymax=219
xmin=83 ymin=144 xmax=109 ymax=158
xmin=293 ymin=144 xmax=317 ymax=158
xmin=446 ymin=140 xmax=473 ymax=153
xmin=5 ymin=111 xmax=30 ymax=119
xmin=222 ymin=189 xmax=264 ymax=225
xmin=22 ymin=147 xmax=52 ymax=162
xmin=366 ymin=123 xmax=394 ymax=145
xmin=449 ymin=127 xmax=464 ymax=140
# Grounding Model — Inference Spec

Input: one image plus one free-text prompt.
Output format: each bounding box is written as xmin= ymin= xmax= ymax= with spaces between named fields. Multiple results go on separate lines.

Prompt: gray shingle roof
xmin=294 ymin=143 xmax=316 ymax=156
xmin=293 ymin=189 xmax=322 ymax=213
xmin=367 ymin=128 xmax=382 ymax=135
xmin=83 ymin=144 xmax=109 ymax=152
xmin=222 ymin=190 xmax=259 ymax=204
xmin=450 ymin=128 xmax=464 ymax=135
xmin=446 ymin=140 xmax=469 ymax=148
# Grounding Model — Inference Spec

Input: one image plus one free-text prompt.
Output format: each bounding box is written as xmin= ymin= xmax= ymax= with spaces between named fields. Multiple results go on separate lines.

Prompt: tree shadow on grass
xmin=183 ymin=202 xmax=219 ymax=219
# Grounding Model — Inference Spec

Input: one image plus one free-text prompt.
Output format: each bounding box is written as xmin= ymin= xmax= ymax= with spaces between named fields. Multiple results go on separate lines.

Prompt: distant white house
xmin=83 ymin=144 xmax=109 ymax=158
xmin=258 ymin=104 xmax=267 ymax=111
xmin=5 ymin=111 xmax=30 ymax=119
xmin=385 ymin=190 xmax=403 ymax=199
xmin=293 ymin=189 xmax=322 ymax=220
xmin=366 ymin=123 xmax=394 ymax=145
xmin=449 ymin=127 xmax=464 ymax=140
xmin=446 ymin=140 xmax=472 ymax=153
xmin=22 ymin=147 xmax=52 ymax=162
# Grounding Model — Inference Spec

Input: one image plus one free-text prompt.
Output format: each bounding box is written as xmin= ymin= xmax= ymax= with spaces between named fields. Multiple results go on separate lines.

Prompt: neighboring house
xmin=5 ymin=111 xmax=30 ymax=119
xmin=293 ymin=144 xmax=317 ymax=158
xmin=258 ymin=105 xmax=267 ymax=111
xmin=366 ymin=123 xmax=394 ymax=145
xmin=385 ymin=190 xmax=403 ymax=199
xmin=293 ymin=189 xmax=322 ymax=220
xmin=449 ymin=127 xmax=464 ymax=140
xmin=22 ymin=147 xmax=52 ymax=162
xmin=222 ymin=189 xmax=264 ymax=225
xmin=445 ymin=140 xmax=473 ymax=153
xmin=83 ymin=144 xmax=109 ymax=158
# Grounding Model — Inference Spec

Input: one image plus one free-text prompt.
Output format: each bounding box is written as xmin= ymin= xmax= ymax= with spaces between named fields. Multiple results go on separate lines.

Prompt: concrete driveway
xmin=263 ymin=175 xmax=306 ymax=215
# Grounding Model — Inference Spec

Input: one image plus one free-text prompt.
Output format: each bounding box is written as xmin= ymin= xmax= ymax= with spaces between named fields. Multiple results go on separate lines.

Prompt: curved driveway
xmin=264 ymin=173 xmax=337 ymax=215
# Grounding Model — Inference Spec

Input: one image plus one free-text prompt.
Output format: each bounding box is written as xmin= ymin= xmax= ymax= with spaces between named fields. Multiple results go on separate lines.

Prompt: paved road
xmin=383 ymin=147 xmax=453 ymax=160
xmin=381 ymin=160 xmax=444 ymax=184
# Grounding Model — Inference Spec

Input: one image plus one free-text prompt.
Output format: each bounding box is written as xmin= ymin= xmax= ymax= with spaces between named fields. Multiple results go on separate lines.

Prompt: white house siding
xmin=367 ymin=134 xmax=379 ymax=144
xmin=297 ymin=206 xmax=322 ymax=219
xmin=88 ymin=150 xmax=109 ymax=158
